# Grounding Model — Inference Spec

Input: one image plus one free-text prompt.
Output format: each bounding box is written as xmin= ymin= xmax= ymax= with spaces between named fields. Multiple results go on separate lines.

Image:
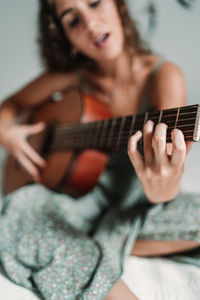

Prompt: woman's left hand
xmin=128 ymin=120 xmax=193 ymax=204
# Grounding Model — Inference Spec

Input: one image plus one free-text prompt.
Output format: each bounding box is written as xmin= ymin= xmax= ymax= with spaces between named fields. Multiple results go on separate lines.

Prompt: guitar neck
xmin=50 ymin=104 xmax=200 ymax=152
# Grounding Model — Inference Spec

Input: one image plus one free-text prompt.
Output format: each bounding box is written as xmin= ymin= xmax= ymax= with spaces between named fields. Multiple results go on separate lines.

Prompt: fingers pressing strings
xmin=128 ymin=130 xmax=144 ymax=174
xmin=170 ymin=128 xmax=186 ymax=167
xmin=128 ymin=121 xmax=191 ymax=173
xmin=143 ymin=120 xmax=154 ymax=165
xmin=152 ymin=123 xmax=169 ymax=167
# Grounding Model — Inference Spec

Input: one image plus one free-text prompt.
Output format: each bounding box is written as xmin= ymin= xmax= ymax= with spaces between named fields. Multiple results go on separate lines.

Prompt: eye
xmin=89 ymin=0 xmax=101 ymax=8
xmin=68 ymin=16 xmax=80 ymax=28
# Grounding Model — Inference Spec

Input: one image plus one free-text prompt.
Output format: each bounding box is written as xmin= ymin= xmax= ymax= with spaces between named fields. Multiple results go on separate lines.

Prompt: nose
xmin=81 ymin=11 xmax=98 ymax=32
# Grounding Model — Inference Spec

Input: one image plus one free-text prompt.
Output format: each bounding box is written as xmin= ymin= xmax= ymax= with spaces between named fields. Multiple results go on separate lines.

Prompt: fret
xmin=73 ymin=123 xmax=81 ymax=149
xmin=135 ymin=114 xmax=147 ymax=131
xmin=75 ymin=123 xmax=83 ymax=148
xmin=107 ymin=117 xmax=123 ymax=147
xmin=148 ymin=111 xmax=160 ymax=128
xmin=174 ymin=107 xmax=180 ymax=129
xmin=96 ymin=120 xmax=104 ymax=148
xmin=158 ymin=110 xmax=163 ymax=123
xmin=129 ymin=115 xmax=136 ymax=136
xmin=94 ymin=120 xmax=105 ymax=148
xmin=89 ymin=121 xmax=97 ymax=147
xmin=143 ymin=112 xmax=149 ymax=127
xmin=86 ymin=122 xmax=95 ymax=148
xmin=99 ymin=119 xmax=110 ymax=148
xmin=117 ymin=116 xmax=126 ymax=146
xmin=161 ymin=109 xmax=176 ymax=130
xmin=107 ymin=117 xmax=117 ymax=147
xmin=80 ymin=123 xmax=90 ymax=148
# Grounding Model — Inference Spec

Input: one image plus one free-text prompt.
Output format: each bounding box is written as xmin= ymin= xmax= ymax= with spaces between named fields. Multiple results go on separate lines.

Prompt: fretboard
xmin=48 ymin=104 xmax=200 ymax=152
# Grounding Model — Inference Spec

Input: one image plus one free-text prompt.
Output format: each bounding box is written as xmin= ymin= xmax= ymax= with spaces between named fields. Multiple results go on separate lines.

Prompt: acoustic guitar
xmin=3 ymin=92 xmax=200 ymax=197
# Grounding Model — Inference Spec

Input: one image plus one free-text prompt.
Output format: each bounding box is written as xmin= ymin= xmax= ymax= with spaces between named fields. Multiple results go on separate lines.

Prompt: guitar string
xmin=51 ymin=135 xmax=195 ymax=151
xmin=52 ymin=122 xmax=196 ymax=143
xmin=47 ymin=107 xmax=198 ymax=149
xmin=52 ymin=120 xmax=196 ymax=144
xmin=51 ymin=129 xmax=195 ymax=151
xmin=52 ymin=134 xmax=195 ymax=148
xmin=51 ymin=109 xmax=198 ymax=131
xmin=53 ymin=122 xmax=196 ymax=140
xmin=52 ymin=129 xmax=196 ymax=150
xmin=53 ymin=123 xmax=196 ymax=141
xmin=53 ymin=116 xmax=197 ymax=139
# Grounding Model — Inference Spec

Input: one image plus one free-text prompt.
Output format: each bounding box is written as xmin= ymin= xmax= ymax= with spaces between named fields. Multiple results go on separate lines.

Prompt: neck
xmin=96 ymin=51 xmax=132 ymax=81
xmin=49 ymin=104 xmax=200 ymax=152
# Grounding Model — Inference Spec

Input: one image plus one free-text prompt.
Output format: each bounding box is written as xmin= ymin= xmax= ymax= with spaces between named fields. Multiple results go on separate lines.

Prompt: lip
xmin=93 ymin=32 xmax=110 ymax=49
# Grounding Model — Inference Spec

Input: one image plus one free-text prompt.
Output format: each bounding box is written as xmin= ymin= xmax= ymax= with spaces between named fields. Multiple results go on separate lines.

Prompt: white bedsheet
xmin=1 ymin=256 xmax=200 ymax=299
xmin=122 ymin=256 xmax=200 ymax=300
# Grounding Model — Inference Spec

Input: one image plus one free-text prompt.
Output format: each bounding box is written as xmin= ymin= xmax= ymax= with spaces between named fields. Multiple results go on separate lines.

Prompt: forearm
xmin=0 ymin=98 xmax=22 ymax=146
xmin=0 ymin=98 xmax=20 ymax=123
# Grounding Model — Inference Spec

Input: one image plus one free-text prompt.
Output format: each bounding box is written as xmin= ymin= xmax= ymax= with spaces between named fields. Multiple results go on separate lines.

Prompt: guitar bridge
xmin=193 ymin=104 xmax=200 ymax=141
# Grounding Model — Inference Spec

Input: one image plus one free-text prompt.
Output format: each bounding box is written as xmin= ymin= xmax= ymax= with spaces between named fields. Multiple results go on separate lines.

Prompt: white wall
xmin=0 ymin=0 xmax=42 ymax=100
xmin=128 ymin=0 xmax=200 ymax=193
xmin=129 ymin=0 xmax=200 ymax=104
xmin=0 ymin=0 xmax=200 ymax=192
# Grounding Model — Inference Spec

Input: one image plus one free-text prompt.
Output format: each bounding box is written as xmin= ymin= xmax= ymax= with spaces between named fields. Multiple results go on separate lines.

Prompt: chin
xmin=98 ymin=47 xmax=124 ymax=62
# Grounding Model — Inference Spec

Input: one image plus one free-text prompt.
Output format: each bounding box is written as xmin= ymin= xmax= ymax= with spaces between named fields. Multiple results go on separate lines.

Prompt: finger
xmin=166 ymin=143 xmax=173 ymax=155
xmin=22 ymin=141 xmax=46 ymax=168
xmin=152 ymin=123 xmax=168 ymax=166
xmin=16 ymin=151 xmax=41 ymax=182
xmin=128 ymin=131 xmax=144 ymax=174
xmin=143 ymin=120 xmax=154 ymax=165
xmin=171 ymin=129 xmax=186 ymax=166
xmin=23 ymin=122 xmax=46 ymax=135
xmin=186 ymin=141 xmax=193 ymax=155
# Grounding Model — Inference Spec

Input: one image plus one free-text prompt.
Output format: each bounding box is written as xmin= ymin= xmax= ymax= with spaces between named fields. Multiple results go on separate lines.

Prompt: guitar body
xmin=3 ymin=91 xmax=112 ymax=196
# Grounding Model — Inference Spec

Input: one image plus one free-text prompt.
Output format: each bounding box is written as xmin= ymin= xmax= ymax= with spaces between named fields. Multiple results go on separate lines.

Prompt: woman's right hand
xmin=0 ymin=122 xmax=46 ymax=182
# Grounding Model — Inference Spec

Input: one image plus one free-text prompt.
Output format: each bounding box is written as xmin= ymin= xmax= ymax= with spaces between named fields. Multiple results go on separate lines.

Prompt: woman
xmin=0 ymin=0 xmax=199 ymax=299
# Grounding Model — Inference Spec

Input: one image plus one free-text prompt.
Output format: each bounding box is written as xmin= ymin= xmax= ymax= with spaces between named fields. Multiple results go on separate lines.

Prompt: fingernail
xmin=145 ymin=120 xmax=154 ymax=132
xmin=146 ymin=120 xmax=154 ymax=126
xmin=173 ymin=128 xmax=183 ymax=142
xmin=136 ymin=130 xmax=142 ymax=137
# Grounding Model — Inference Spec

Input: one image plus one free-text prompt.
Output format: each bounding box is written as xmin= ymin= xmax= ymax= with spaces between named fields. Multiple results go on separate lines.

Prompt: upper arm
xmin=4 ymin=71 xmax=78 ymax=109
xmin=149 ymin=62 xmax=187 ymax=111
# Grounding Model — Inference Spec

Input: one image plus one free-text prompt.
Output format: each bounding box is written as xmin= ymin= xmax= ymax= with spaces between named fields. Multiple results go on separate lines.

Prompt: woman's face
xmin=54 ymin=0 xmax=125 ymax=63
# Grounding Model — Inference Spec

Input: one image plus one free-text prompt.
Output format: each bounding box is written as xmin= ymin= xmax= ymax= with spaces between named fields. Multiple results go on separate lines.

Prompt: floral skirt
xmin=0 ymin=181 xmax=199 ymax=300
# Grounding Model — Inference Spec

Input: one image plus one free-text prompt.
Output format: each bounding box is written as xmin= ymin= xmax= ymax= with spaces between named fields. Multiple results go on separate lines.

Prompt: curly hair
xmin=38 ymin=0 xmax=150 ymax=72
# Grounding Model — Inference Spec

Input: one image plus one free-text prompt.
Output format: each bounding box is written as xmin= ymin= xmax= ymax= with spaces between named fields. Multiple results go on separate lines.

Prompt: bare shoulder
xmin=149 ymin=61 xmax=186 ymax=110
xmin=153 ymin=62 xmax=184 ymax=85
xmin=10 ymin=71 xmax=80 ymax=108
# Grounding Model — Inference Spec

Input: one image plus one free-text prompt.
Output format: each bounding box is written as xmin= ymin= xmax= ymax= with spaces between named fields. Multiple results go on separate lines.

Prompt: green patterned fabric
xmin=0 ymin=148 xmax=200 ymax=300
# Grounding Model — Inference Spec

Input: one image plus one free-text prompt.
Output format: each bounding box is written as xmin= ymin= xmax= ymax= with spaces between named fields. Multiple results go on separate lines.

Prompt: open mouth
xmin=94 ymin=33 xmax=110 ymax=48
